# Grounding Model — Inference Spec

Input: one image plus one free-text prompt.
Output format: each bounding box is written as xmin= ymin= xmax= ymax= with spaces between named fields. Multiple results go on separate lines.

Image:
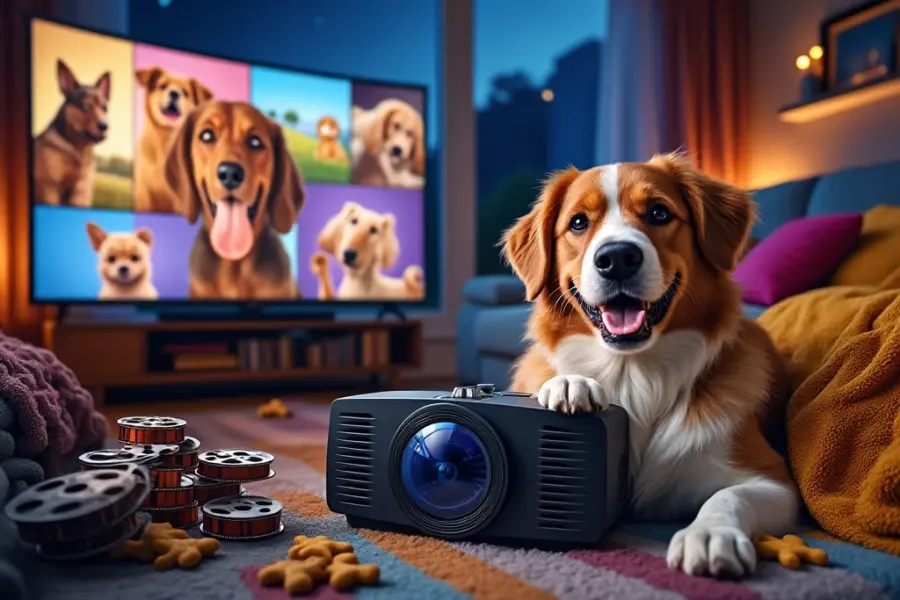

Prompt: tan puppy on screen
xmin=350 ymin=100 xmax=424 ymax=189
xmin=87 ymin=222 xmax=159 ymax=300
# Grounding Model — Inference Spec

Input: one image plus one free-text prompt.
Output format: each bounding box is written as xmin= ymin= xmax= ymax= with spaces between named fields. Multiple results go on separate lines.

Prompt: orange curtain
xmin=661 ymin=0 xmax=751 ymax=186
xmin=0 ymin=0 xmax=59 ymax=344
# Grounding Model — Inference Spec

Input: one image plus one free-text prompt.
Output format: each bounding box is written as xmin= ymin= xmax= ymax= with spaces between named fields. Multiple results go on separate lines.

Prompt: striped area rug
xmin=52 ymin=400 xmax=899 ymax=600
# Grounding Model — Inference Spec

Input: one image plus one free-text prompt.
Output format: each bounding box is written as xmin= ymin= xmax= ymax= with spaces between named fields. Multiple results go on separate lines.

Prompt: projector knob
xmin=476 ymin=383 xmax=496 ymax=396
xmin=451 ymin=386 xmax=478 ymax=398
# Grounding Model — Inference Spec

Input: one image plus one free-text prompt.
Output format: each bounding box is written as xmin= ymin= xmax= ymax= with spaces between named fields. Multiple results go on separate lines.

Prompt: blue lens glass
xmin=400 ymin=422 xmax=491 ymax=519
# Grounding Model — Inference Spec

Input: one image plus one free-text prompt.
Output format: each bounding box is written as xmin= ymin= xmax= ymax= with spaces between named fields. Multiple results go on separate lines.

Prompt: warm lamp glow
xmin=541 ymin=88 xmax=554 ymax=102
xmin=796 ymin=55 xmax=811 ymax=70
xmin=809 ymin=45 xmax=823 ymax=60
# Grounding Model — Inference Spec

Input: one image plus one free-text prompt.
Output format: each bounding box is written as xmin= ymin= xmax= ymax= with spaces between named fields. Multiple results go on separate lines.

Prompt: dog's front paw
xmin=666 ymin=523 xmax=756 ymax=578
xmin=310 ymin=252 xmax=328 ymax=276
xmin=537 ymin=375 xmax=608 ymax=414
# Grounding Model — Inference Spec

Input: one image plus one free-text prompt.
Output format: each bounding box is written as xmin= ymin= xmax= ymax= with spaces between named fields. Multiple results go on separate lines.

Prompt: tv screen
xmin=28 ymin=17 xmax=429 ymax=305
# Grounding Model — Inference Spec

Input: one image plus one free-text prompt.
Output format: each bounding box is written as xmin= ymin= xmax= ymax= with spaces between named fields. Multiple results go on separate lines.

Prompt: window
xmin=474 ymin=0 xmax=609 ymax=274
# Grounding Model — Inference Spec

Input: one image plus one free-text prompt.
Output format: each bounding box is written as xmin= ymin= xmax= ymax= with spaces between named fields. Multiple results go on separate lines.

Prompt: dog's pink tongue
xmin=210 ymin=202 xmax=254 ymax=261
xmin=601 ymin=306 xmax=646 ymax=335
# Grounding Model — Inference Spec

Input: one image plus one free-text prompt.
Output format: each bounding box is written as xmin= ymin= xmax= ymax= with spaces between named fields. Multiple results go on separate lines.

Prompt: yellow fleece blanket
xmin=759 ymin=285 xmax=900 ymax=556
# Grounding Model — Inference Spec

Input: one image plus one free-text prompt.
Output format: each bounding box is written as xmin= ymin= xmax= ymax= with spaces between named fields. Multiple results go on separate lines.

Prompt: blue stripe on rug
xmin=618 ymin=522 xmax=900 ymax=600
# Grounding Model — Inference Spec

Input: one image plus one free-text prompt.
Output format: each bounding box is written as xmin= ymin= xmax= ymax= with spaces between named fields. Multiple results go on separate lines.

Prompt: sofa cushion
xmin=750 ymin=178 xmax=817 ymax=241
xmin=462 ymin=275 xmax=525 ymax=306
xmin=733 ymin=213 xmax=862 ymax=305
xmin=831 ymin=205 xmax=900 ymax=288
xmin=472 ymin=304 xmax=531 ymax=357
xmin=807 ymin=161 xmax=900 ymax=217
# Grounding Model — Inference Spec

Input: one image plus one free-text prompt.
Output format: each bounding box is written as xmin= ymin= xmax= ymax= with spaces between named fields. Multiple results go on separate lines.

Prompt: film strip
xmin=200 ymin=496 xmax=283 ymax=541
xmin=37 ymin=511 xmax=150 ymax=561
xmin=3 ymin=465 xmax=150 ymax=549
xmin=197 ymin=450 xmax=275 ymax=483
xmin=143 ymin=476 xmax=195 ymax=509
xmin=117 ymin=416 xmax=186 ymax=446
xmin=78 ymin=443 xmax=179 ymax=470
xmin=158 ymin=436 xmax=201 ymax=471
xmin=145 ymin=502 xmax=200 ymax=529
xmin=187 ymin=474 xmax=246 ymax=505
xmin=148 ymin=465 xmax=186 ymax=489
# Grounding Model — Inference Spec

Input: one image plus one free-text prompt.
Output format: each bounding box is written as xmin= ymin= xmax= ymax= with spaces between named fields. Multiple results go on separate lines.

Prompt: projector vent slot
xmin=333 ymin=413 xmax=376 ymax=507
xmin=616 ymin=452 xmax=629 ymax=511
xmin=537 ymin=425 xmax=589 ymax=531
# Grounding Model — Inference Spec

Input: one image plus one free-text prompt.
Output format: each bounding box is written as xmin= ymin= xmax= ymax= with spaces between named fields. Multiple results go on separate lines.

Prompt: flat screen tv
xmin=27 ymin=16 xmax=433 ymax=307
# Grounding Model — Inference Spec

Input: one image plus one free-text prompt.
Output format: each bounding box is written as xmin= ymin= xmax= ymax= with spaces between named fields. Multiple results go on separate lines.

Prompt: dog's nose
xmin=118 ymin=265 xmax=129 ymax=276
xmin=594 ymin=241 xmax=643 ymax=281
xmin=390 ymin=146 xmax=403 ymax=157
xmin=97 ymin=121 xmax=108 ymax=132
xmin=217 ymin=162 xmax=245 ymax=191
xmin=168 ymin=89 xmax=179 ymax=101
xmin=343 ymin=249 xmax=358 ymax=267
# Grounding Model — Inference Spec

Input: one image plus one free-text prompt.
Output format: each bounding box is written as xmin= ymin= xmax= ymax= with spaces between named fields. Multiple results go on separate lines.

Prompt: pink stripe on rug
xmin=240 ymin=566 xmax=355 ymax=599
xmin=571 ymin=547 xmax=762 ymax=600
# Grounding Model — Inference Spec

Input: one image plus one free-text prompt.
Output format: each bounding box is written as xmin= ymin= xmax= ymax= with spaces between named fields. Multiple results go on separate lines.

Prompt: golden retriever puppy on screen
xmin=86 ymin=222 xmax=159 ymax=300
xmin=135 ymin=67 xmax=213 ymax=213
xmin=310 ymin=201 xmax=424 ymax=301
xmin=351 ymin=100 xmax=424 ymax=189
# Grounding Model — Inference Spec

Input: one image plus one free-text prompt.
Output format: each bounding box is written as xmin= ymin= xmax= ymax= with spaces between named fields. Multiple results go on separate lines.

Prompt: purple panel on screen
xmin=133 ymin=212 xmax=199 ymax=299
xmin=352 ymin=82 xmax=424 ymax=113
xmin=295 ymin=184 xmax=425 ymax=298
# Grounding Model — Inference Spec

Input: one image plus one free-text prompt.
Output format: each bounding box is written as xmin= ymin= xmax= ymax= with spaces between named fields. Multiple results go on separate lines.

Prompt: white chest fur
xmin=546 ymin=331 xmax=742 ymax=520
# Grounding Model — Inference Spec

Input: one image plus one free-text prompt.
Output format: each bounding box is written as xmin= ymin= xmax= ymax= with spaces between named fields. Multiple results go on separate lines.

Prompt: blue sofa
xmin=457 ymin=160 xmax=900 ymax=388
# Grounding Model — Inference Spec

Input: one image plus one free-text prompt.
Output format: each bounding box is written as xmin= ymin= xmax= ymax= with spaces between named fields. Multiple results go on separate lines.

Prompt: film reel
xmin=37 ymin=511 xmax=150 ymax=561
xmin=4 ymin=465 xmax=150 ymax=545
xmin=149 ymin=466 xmax=185 ymax=489
xmin=145 ymin=502 xmax=200 ymax=529
xmin=187 ymin=474 xmax=246 ymax=505
xmin=143 ymin=476 xmax=195 ymax=509
xmin=196 ymin=449 xmax=275 ymax=483
xmin=117 ymin=416 xmax=186 ymax=445
xmin=159 ymin=436 xmax=201 ymax=470
xmin=79 ymin=443 xmax=179 ymax=470
xmin=200 ymin=496 xmax=283 ymax=540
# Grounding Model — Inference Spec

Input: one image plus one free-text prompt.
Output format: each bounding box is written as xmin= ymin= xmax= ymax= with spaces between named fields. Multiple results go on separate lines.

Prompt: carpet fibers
xmin=27 ymin=401 xmax=900 ymax=600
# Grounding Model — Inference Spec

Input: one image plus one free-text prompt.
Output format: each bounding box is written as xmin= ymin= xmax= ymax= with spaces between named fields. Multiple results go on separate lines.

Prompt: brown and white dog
xmin=503 ymin=154 xmax=797 ymax=578
xmin=350 ymin=100 xmax=424 ymax=189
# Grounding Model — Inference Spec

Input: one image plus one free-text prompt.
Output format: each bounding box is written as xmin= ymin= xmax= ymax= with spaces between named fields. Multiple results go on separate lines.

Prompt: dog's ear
xmin=501 ymin=168 xmax=579 ymax=301
xmin=135 ymin=67 xmax=163 ymax=90
xmin=135 ymin=228 xmax=153 ymax=247
xmin=363 ymin=103 xmax=394 ymax=157
xmin=380 ymin=213 xmax=400 ymax=269
xmin=411 ymin=117 xmax=426 ymax=177
xmin=57 ymin=60 xmax=79 ymax=97
xmin=268 ymin=122 xmax=306 ymax=234
xmin=94 ymin=72 xmax=111 ymax=102
xmin=86 ymin=222 xmax=107 ymax=252
xmin=163 ymin=109 xmax=201 ymax=223
xmin=650 ymin=152 xmax=756 ymax=272
xmin=189 ymin=78 xmax=213 ymax=105
xmin=318 ymin=202 xmax=359 ymax=255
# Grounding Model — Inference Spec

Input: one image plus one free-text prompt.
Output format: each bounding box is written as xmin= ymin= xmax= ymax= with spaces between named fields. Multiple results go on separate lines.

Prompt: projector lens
xmin=400 ymin=422 xmax=490 ymax=519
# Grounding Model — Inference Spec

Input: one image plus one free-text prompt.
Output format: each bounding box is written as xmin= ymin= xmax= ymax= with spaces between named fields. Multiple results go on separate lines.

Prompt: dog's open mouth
xmin=161 ymin=103 xmax=182 ymax=120
xmin=201 ymin=180 xmax=264 ymax=261
xmin=570 ymin=274 xmax=681 ymax=345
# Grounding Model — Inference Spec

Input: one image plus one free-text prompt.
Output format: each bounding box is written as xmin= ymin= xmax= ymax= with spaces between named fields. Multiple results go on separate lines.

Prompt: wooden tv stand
xmin=45 ymin=318 xmax=422 ymax=406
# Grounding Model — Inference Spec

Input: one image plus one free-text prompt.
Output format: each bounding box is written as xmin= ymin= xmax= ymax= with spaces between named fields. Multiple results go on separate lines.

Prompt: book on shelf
xmin=172 ymin=353 xmax=238 ymax=371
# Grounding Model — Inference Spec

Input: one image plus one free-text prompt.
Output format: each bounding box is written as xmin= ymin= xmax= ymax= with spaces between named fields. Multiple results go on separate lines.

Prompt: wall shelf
xmin=778 ymin=73 xmax=900 ymax=124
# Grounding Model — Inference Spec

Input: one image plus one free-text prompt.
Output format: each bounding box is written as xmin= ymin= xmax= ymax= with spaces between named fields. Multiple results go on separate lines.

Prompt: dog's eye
xmin=393 ymin=122 xmax=402 ymax=131
xmin=647 ymin=203 xmax=673 ymax=226
xmin=369 ymin=226 xmax=378 ymax=235
xmin=350 ymin=218 xmax=358 ymax=225
xmin=131 ymin=255 xmax=140 ymax=262
xmin=247 ymin=135 xmax=264 ymax=151
xmin=569 ymin=213 xmax=590 ymax=233
xmin=106 ymin=255 xmax=116 ymax=264
xmin=199 ymin=129 xmax=216 ymax=143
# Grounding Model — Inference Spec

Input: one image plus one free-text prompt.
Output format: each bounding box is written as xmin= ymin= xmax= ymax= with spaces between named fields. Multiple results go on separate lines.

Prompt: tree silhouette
xmin=283 ymin=110 xmax=299 ymax=127
xmin=488 ymin=71 xmax=535 ymax=105
xmin=267 ymin=109 xmax=277 ymax=120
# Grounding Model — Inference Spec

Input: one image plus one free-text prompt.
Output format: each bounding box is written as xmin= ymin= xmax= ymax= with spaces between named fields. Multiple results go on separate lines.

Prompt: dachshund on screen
xmin=350 ymin=99 xmax=424 ymax=189
xmin=310 ymin=201 xmax=424 ymax=301
xmin=163 ymin=100 xmax=306 ymax=299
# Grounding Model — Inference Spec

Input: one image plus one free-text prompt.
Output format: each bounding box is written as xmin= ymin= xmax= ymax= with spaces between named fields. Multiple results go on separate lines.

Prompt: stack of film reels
xmin=3 ymin=464 xmax=151 ymax=560
xmin=78 ymin=415 xmax=286 ymax=541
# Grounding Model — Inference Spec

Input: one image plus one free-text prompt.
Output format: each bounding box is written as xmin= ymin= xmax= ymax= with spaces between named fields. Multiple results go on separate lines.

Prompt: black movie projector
xmin=325 ymin=384 xmax=629 ymax=547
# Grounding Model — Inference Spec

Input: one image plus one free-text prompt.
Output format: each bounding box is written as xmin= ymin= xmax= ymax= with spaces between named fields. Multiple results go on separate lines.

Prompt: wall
xmin=748 ymin=0 xmax=900 ymax=188
xmin=50 ymin=0 xmax=475 ymax=381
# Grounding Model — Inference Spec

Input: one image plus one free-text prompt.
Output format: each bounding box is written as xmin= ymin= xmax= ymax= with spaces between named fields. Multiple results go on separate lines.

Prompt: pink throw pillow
xmin=733 ymin=213 xmax=862 ymax=306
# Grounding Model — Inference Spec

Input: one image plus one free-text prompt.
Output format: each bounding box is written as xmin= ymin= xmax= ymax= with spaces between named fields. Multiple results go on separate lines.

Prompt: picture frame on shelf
xmin=821 ymin=0 xmax=900 ymax=91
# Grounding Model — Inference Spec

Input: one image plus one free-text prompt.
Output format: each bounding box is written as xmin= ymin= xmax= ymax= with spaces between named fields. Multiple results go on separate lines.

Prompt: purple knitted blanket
xmin=0 ymin=333 xmax=106 ymax=476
